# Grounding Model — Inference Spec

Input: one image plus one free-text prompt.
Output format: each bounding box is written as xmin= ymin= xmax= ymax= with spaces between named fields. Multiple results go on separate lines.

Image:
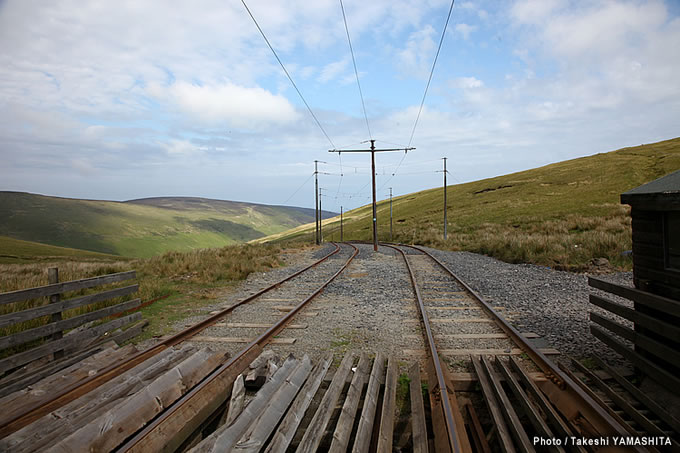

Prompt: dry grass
xmin=410 ymin=205 xmax=632 ymax=271
xmin=0 ymin=243 xmax=282 ymax=356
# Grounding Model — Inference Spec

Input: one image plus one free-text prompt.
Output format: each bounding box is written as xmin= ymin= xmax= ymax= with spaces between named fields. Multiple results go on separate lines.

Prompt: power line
xmin=340 ymin=0 xmax=372 ymax=139
xmin=407 ymin=0 xmax=455 ymax=147
xmin=240 ymin=0 xmax=336 ymax=149
xmin=283 ymin=172 xmax=315 ymax=204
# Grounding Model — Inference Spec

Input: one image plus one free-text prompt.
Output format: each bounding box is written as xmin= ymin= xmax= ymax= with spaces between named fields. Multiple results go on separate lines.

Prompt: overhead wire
xmin=340 ymin=0 xmax=372 ymax=140
xmin=282 ymin=172 xmax=315 ymax=204
xmin=240 ymin=0 xmax=336 ymax=149
xmin=408 ymin=0 xmax=455 ymax=147
xmin=379 ymin=0 xmax=455 ymax=192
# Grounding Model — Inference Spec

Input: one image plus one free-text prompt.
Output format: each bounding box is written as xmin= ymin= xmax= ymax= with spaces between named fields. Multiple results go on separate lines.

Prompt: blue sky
xmin=1 ymin=0 xmax=679 ymax=212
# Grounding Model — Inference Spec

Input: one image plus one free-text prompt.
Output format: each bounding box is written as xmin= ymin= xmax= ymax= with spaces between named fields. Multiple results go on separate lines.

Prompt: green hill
xmin=0 ymin=193 xmax=334 ymax=258
xmin=0 ymin=236 xmax=123 ymax=264
xmin=262 ymin=137 xmax=680 ymax=271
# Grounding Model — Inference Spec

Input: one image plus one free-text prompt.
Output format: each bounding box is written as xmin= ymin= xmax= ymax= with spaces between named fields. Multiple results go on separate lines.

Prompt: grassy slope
xmin=0 ymin=236 xmax=123 ymax=264
xmin=263 ymin=137 xmax=680 ymax=270
xmin=0 ymin=194 xmax=327 ymax=258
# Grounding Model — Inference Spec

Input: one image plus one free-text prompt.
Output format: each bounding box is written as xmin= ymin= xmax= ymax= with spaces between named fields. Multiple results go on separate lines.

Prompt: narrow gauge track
xmin=0 ymin=242 xmax=357 ymax=439
xmin=387 ymin=243 xmax=646 ymax=453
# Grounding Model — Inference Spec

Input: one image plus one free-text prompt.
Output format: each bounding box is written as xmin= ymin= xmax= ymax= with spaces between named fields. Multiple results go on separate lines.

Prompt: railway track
xmin=0 ymin=242 xmax=356 ymax=441
xmin=386 ymin=243 xmax=673 ymax=453
xmin=2 ymin=241 xmax=677 ymax=451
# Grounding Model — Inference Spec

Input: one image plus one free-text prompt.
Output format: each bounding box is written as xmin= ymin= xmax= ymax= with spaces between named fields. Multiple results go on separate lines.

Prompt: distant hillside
xmin=0 ymin=193 xmax=335 ymax=258
xmin=262 ymin=137 xmax=680 ymax=271
xmin=0 ymin=235 xmax=124 ymax=264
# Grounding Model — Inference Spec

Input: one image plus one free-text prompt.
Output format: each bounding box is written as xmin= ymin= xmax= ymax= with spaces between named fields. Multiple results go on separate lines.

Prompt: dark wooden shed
xmin=588 ymin=169 xmax=680 ymax=391
xmin=621 ymin=169 xmax=680 ymax=301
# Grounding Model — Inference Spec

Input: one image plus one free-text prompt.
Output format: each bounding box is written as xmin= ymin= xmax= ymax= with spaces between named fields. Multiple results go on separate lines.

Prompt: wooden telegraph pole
xmin=388 ymin=187 xmax=393 ymax=241
xmin=330 ymin=140 xmax=414 ymax=251
xmin=443 ymin=157 xmax=447 ymax=240
xmin=340 ymin=206 xmax=344 ymax=241
xmin=314 ymin=160 xmax=320 ymax=245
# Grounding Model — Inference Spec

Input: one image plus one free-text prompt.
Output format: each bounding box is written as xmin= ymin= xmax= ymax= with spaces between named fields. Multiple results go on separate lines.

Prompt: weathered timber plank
xmin=590 ymin=294 xmax=680 ymax=342
xmin=225 ymin=323 xmax=307 ymax=329
xmin=590 ymin=325 xmax=680 ymax=394
xmin=408 ymin=363 xmax=428 ymax=453
xmin=589 ymin=277 xmax=680 ymax=318
xmin=465 ymin=403 xmax=491 ymax=453
xmin=1 ymin=346 xmax=194 ymax=453
xmin=377 ymin=357 xmax=398 ymax=453
xmin=0 ymin=271 xmax=136 ymax=306
xmin=0 ymin=341 xmax=118 ymax=399
xmin=192 ymin=356 xmax=299 ymax=452
xmin=450 ymin=371 xmax=547 ymax=392
xmin=0 ymin=342 xmax=133 ymax=409
xmin=494 ymin=358 xmax=563 ymax=453
xmin=403 ymin=348 xmax=560 ymax=356
xmin=232 ymin=356 xmax=313 ymax=452
xmin=329 ymin=353 xmax=371 ymax=453
xmin=404 ymin=318 xmax=494 ymax=324
xmin=263 ymin=355 xmax=332 ymax=453
xmin=0 ymin=298 xmax=141 ymax=351
xmin=46 ymin=348 xmax=227 ymax=453
xmin=411 ymin=332 xmax=537 ymax=339
xmin=0 ymin=312 xmax=142 ymax=374
xmin=591 ymin=355 xmax=680 ymax=435
xmin=272 ymin=305 xmax=320 ymax=311
xmin=192 ymin=336 xmax=296 ymax=345
xmin=223 ymin=374 xmax=245 ymax=427
xmin=297 ymin=353 xmax=355 ymax=453
xmin=107 ymin=319 xmax=148 ymax=346
xmin=508 ymin=357 xmax=585 ymax=451
xmin=122 ymin=345 xmax=262 ymax=453
xmin=0 ymin=284 xmax=138 ymax=329
xmin=557 ymin=363 xmax=638 ymax=437
xmin=352 ymin=353 xmax=386 ymax=453
xmin=471 ymin=355 xmax=516 ymax=453
xmin=570 ymin=358 xmax=670 ymax=442
xmin=590 ymin=312 xmax=680 ymax=368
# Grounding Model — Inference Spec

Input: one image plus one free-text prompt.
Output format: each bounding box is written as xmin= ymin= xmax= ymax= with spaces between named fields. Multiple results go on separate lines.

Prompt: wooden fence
xmin=0 ymin=269 xmax=145 ymax=389
xmin=588 ymin=276 xmax=680 ymax=389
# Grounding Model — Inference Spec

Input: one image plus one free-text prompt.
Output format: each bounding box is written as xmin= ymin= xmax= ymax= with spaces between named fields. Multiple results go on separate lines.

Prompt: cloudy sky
xmin=1 ymin=0 xmax=679 ymax=212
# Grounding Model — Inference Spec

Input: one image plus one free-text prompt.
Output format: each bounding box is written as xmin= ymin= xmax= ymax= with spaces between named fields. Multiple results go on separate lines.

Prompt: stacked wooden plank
xmin=186 ymin=353 xmax=428 ymax=453
xmin=0 ymin=269 xmax=146 ymax=394
xmin=0 ymin=345 xmax=229 ymax=453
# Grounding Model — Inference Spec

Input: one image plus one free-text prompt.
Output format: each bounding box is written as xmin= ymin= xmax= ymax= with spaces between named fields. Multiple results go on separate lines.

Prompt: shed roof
xmin=621 ymin=169 xmax=680 ymax=210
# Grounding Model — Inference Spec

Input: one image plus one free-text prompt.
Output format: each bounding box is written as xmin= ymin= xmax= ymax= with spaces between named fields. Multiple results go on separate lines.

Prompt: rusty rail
xmin=118 ymin=242 xmax=360 ymax=452
xmin=402 ymin=243 xmax=643 ymax=447
xmin=0 ymin=243 xmax=344 ymax=438
xmin=384 ymin=244 xmax=470 ymax=453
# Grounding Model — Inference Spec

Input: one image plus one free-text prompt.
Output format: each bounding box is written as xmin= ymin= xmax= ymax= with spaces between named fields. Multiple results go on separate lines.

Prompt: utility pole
xmin=340 ymin=206 xmax=343 ymax=241
xmin=314 ymin=160 xmax=319 ymax=245
xmin=443 ymin=157 xmax=447 ymax=240
xmin=330 ymin=139 xmax=414 ymax=251
xmin=319 ymin=189 xmax=323 ymax=243
xmin=389 ymin=187 xmax=393 ymax=242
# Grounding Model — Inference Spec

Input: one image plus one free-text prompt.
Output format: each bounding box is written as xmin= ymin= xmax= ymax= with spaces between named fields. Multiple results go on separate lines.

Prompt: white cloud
xmin=511 ymin=0 xmax=566 ymax=24
xmin=453 ymin=77 xmax=484 ymax=89
xmin=318 ymin=58 xmax=349 ymax=83
xmin=397 ymin=25 xmax=436 ymax=77
xmin=454 ymin=23 xmax=476 ymax=40
xmin=162 ymin=139 xmax=202 ymax=156
xmin=156 ymin=82 xmax=300 ymax=127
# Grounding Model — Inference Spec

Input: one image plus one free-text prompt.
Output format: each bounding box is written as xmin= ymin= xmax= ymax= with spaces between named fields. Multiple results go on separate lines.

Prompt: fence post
xmin=48 ymin=267 xmax=64 ymax=359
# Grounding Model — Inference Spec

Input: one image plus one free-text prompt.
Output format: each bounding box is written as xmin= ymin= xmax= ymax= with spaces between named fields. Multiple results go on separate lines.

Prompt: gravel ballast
xmin=168 ymin=243 xmax=635 ymax=369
